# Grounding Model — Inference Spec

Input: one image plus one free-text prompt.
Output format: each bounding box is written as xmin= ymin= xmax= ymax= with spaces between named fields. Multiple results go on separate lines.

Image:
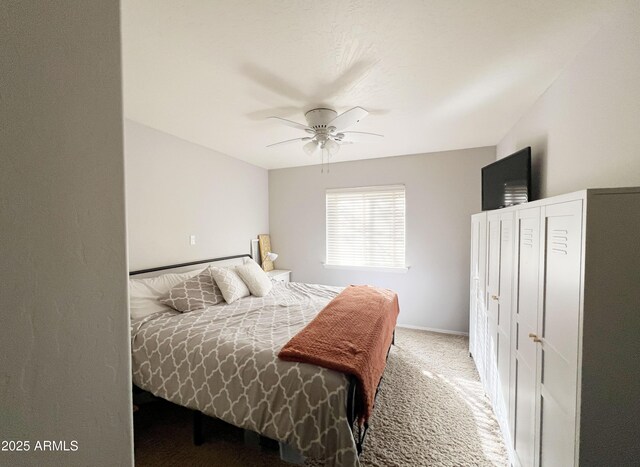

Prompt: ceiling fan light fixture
xmin=325 ymin=138 xmax=340 ymax=156
xmin=303 ymin=140 xmax=318 ymax=155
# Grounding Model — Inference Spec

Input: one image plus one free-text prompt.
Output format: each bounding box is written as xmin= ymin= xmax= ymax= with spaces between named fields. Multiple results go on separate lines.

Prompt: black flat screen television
xmin=482 ymin=147 xmax=532 ymax=211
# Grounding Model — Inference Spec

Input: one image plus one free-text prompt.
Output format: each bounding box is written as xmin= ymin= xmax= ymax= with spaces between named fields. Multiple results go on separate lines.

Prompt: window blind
xmin=326 ymin=185 xmax=406 ymax=268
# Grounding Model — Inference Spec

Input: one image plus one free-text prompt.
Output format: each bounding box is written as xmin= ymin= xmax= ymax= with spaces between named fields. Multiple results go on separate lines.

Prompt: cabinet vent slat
xmin=550 ymin=229 xmax=569 ymax=254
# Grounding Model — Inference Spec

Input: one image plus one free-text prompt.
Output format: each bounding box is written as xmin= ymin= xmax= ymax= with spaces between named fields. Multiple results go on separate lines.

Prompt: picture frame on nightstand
xmin=250 ymin=239 xmax=260 ymax=266
xmin=258 ymin=234 xmax=274 ymax=272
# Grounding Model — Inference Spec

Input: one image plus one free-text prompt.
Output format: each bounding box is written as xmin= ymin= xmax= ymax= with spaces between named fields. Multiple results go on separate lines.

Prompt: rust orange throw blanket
xmin=278 ymin=285 xmax=399 ymax=423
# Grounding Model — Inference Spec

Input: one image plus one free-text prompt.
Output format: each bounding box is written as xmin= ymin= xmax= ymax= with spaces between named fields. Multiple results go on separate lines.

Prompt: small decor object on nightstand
xmin=265 ymin=252 xmax=278 ymax=263
xmin=258 ymin=234 xmax=274 ymax=272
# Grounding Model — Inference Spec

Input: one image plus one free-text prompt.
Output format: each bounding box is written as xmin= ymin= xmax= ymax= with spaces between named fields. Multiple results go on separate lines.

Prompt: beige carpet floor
xmin=134 ymin=328 xmax=508 ymax=466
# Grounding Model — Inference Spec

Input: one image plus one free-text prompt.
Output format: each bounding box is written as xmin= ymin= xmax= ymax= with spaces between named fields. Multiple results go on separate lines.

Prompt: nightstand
xmin=267 ymin=269 xmax=291 ymax=283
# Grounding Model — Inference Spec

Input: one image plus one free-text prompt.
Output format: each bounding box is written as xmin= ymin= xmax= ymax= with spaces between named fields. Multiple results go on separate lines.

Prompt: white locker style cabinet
xmin=537 ymin=200 xmax=583 ymax=467
xmin=469 ymin=188 xmax=640 ymax=466
xmin=511 ymin=206 xmax=542 ymax=467
xmin=469 ymin=212 xmax=488 ymax=385
xmin=485 ymin=210 xmax=515 ymax=442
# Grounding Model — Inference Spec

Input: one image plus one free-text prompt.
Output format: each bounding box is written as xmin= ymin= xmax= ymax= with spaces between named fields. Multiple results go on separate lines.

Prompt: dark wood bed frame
xmin=129 ymin=254 xmax=252 ymax=276
xmin=130 ymin=254 xmax=394 ymax=459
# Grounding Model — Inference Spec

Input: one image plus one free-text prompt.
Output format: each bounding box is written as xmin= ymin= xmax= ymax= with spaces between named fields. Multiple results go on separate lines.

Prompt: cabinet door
xmin=469 ymin=217 xmax=480 ymax=357
xmin=536 ymin=200 xmax=582 ymax=467
xmin=470 ymin=213 xmax=488 ymax=383
xmin=496 ymin=212 xmax=514 ymax=431
xmin=511 ymin=207 xmax=541 ymax=467
xmin=486 ymin=214 xmax=502 ymax=399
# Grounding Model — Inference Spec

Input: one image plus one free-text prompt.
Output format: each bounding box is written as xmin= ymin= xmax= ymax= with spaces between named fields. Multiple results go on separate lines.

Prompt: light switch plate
xmin=190 ymin=235 xmax=196 ymax=246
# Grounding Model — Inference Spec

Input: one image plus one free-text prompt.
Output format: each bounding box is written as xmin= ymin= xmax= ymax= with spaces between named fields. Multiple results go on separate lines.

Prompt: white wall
xmin=498 ymin=1 xmax=640 ymax=198
xmin=0 ymin=2 xmax=133 ymax=466
xmin=269 ymin=147 xmax=495 ymax=333
xmin=125 ymin=119 xmax=269 ymax=270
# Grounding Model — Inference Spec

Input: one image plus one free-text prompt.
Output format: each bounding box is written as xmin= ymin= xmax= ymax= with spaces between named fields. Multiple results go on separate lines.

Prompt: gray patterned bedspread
xmin=131 ymin=281 xmax=359 ymax=466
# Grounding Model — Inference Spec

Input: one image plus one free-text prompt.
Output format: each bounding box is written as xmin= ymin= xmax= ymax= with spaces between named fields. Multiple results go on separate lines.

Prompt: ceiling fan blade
xmin=303 ymin=140 xmax=318 ymax=155
xmin=241 ymin=63 xmax=310 ymax=102
xmin=267 ymin=116 xmax=313 ymax=132
xmin=266 ymin=137 xmax=311 ymax=148
xmin=339 ymin=131 xmax=384 ymax=142
xmin=328 ymin=106 xmax=369 ymax=131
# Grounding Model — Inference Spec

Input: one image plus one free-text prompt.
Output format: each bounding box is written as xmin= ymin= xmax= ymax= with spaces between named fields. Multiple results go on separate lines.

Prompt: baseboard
xmin=396 ymin=324 xmax=469 ymax=337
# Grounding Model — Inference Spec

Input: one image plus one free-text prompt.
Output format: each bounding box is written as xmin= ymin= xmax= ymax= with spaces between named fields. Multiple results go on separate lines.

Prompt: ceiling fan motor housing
xmin=304 ymin=108 xmax=338 ymax=132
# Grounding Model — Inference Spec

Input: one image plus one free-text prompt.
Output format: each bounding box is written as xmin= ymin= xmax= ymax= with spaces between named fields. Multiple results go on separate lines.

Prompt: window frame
xmin=324 ymin=184 xmax=408 ymax=272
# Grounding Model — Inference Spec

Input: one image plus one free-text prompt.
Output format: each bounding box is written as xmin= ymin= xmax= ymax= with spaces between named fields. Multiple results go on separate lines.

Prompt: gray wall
xmin=125 ymin=120 xmax=269 ymax=270
xmin=269 ymin=147 xmax=495 ymax=333
xmin=0 ymin=2 xmax=133 ymax=465
xmin=498 ymin=2 xmax=640 ymax=198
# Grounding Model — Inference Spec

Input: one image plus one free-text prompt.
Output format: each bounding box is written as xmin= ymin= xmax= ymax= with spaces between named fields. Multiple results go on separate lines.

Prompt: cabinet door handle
xmin=528 ymin=333 xmax=542 ymax=343
xmin=491 ymin=295 xmax=499 ymax=301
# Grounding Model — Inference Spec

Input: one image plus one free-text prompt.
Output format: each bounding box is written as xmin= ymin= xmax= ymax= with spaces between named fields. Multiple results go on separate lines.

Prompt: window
xmin=326 ymin=185 xmax=406 ymax=269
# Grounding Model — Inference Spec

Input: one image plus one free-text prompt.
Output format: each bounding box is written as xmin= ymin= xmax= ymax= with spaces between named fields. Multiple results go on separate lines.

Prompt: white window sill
xmin=322 ymin=264 xmax=409 ymax=273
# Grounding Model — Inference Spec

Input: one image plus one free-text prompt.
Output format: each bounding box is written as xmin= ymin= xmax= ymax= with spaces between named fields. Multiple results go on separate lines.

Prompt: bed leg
xmin=243 ymin=429 xmax=261 ymax=448
xmin=193 ymin=410 xmax=204 ymax=446
xmin=279 ymin=441 xmax=306 ymax=464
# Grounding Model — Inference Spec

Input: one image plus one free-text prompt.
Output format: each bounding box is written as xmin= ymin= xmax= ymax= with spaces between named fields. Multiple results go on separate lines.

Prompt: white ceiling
xmin=122 ymin=0 xmax=614 ymax=169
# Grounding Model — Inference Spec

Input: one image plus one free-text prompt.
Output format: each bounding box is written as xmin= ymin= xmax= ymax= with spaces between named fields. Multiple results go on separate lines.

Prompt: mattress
xmin=131 ymin=281 xmax=359 ymax=466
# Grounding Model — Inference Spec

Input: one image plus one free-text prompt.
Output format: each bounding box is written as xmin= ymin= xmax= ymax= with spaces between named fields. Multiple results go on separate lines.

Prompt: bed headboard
xmin=129 ymin=254 xmax=251 ymax=278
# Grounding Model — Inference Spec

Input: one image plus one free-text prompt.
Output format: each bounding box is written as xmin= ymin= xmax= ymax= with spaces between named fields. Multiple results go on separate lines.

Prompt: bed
xmin=130 ymin=255 xmax=395 ymax=466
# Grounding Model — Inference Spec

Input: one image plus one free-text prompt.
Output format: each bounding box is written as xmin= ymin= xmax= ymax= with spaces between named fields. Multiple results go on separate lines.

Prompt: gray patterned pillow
xmin=159 ymin=269 xmax=224 ymax=312
xmin=209 ymin=266 xmax=250 ymax=304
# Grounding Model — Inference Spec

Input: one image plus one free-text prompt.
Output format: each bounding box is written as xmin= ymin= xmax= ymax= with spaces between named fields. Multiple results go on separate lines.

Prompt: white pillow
xmin=236 ymin=259 xmax=272 ymax=297
xmin=209 ymin=266 xmax=250 ymax=304
xmin=129 ymin=269 xmax=204 ymax=320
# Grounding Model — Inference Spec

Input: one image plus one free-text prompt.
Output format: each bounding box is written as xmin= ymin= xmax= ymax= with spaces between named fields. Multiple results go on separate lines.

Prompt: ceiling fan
xmin=266 ymin=107 xmax=383 ymax=157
